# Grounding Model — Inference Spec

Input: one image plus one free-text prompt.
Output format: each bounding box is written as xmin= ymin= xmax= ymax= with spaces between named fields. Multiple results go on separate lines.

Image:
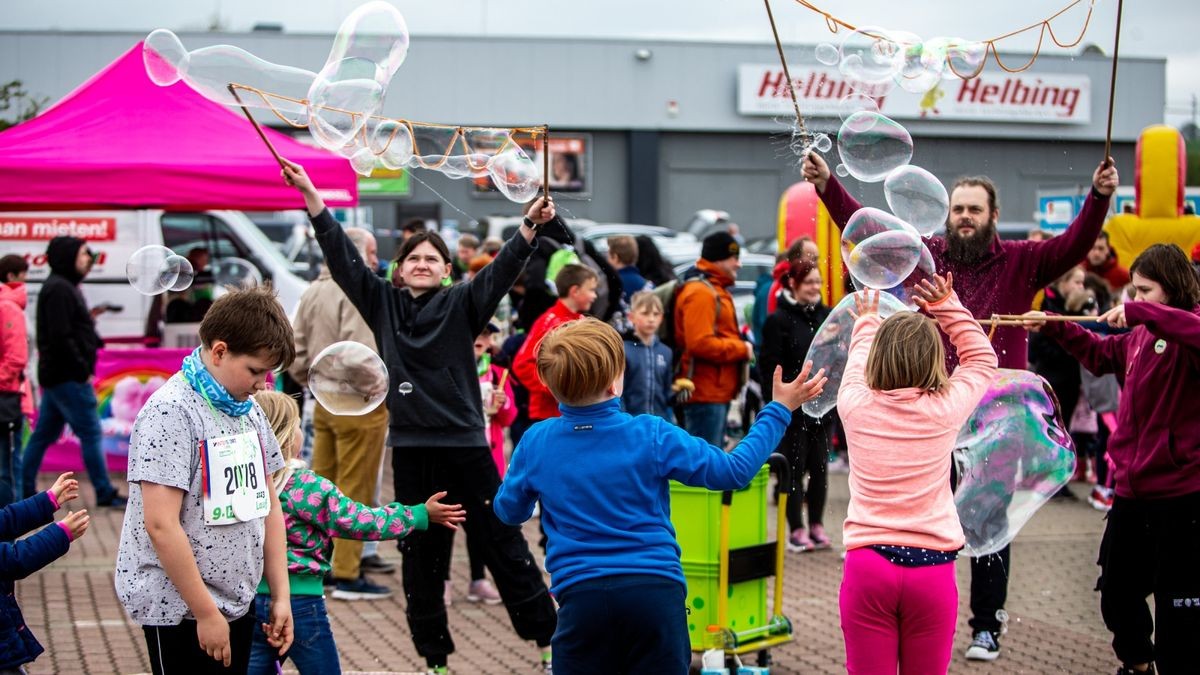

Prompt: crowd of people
xmin=0 ymin=146 xmax=1195 ymax=675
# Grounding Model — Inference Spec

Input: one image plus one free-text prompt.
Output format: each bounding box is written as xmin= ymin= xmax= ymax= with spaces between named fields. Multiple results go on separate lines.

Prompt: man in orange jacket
xmin=675 ymin=232 xmax=753 ymax=446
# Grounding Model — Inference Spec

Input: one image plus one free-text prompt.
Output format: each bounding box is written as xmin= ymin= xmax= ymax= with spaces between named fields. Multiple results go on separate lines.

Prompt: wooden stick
xmin=227 ymin=84 xmax=287 ymax=169
xmin=497 ymin=369 xmax=510 ymax=390
xmin=542 ymin=127 xmax=551 ymax=203
xmin=762 ymin=0 xmax=808 ymax=138
xmin=1102 ymin=0 xmax=1124 ymax=166
xmin=988 ymin=314 xmax=1099 ymax=322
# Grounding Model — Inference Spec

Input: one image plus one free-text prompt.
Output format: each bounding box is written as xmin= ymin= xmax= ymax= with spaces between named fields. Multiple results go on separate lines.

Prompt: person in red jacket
xmin=804 ymin=150 xmax=1118 ymax=661
xmin=512 ymin=264 xmax=598 ymax=422
xmin=1085 ymin=231 xmax=1131 ymax=293
xmin=1023 ymin=243 xmax=1200 ymax=675
xmin=0 ymin=256 xmax=31 ymax=507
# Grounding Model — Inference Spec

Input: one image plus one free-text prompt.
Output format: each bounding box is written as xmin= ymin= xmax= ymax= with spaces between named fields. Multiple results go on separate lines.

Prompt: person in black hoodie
xmin=20 ymin=237 xmax=125 ymax=507
xmin=283 ymin=162 xmax=558 ymax=673
xmin=758 ymin=259 xmax=834 ymax=552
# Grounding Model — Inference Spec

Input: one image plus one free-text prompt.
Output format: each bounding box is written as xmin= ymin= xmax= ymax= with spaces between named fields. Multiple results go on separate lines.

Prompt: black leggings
xmin=143 ymin=612 xmax=255 ymax=675
xmin=394 ymin=445 xmax=556 ymax=666
xmin=776 ymin=413 xmax=832 ymax=531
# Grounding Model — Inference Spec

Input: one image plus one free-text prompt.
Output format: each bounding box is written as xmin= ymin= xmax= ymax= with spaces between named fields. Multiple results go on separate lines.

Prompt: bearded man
xmin=803 ymin=152 xmax=1119 ymax=661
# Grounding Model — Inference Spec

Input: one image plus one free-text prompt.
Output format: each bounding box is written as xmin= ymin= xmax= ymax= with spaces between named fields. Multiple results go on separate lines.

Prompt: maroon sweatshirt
xmin=820 ymin=176 xmax=1110 ymax=370
xmin=1043 ymin=302 xmax=1200 ymax=499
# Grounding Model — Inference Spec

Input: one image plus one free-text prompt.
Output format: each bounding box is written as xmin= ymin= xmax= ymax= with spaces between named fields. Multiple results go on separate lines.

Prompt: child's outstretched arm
xmin=0 ymin=472 xmax=76 ymax=541
xmin=837 ymin=290 xmax=882 ymax=414
xmin=1022 ymin=308 xmax=1129 ymax=378
xmin=284 ymin=472 xmax=454 ymax=540
xmin=658 ymin=363 xmax=827 ymax=490
xmin=0 ymin=492 xmax=82 ymax=579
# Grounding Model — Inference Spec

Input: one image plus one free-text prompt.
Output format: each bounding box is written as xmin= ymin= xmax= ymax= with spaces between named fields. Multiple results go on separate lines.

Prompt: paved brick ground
xmin=19 ymin=467 xmax=1117 ymax=674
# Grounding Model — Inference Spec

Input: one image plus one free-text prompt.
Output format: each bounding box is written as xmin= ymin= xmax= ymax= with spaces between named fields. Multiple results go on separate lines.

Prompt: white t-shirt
xmin=114 ymin=374 xmax=284 ymax=626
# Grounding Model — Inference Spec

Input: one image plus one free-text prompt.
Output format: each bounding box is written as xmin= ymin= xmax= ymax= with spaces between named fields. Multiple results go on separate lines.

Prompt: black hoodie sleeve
xmin=457 ymin=226 xmax=536 ymax=338
xmin=310 ymin=209 xmax=390 ymax=328
xmin=37 ymin=280 xmax=95 ymax=380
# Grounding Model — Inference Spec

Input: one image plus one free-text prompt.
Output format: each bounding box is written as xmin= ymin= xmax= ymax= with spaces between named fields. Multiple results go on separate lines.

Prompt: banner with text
xmin=738 ymin=64 xmax=1090 ymax=124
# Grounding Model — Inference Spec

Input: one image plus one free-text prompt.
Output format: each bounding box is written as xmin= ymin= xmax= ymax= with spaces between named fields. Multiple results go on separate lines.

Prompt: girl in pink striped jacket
xmin=836 ymin=274 xmax=997 ymax=674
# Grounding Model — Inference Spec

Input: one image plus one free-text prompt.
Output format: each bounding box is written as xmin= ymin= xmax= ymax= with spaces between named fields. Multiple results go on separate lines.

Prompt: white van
xmin=0 ymin=210 xmax=308 ymax=344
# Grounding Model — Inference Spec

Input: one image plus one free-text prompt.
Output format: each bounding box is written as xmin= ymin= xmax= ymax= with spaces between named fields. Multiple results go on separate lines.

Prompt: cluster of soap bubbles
xmin=126 ymin=245 xmax=195 ymax=296
xmin=954 ymin=369 xmax=1076 ymax=556
xmin=308 ymin=341 xmax=389 ymax=416
xmin=143 ymin=1 xmax=542 ymax=202
xmin=814 ymin=26 xmax=987 ymax=96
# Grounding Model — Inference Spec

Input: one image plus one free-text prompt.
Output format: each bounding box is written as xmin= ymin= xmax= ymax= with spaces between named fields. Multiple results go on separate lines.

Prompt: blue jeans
xmin=0 ymin=417 xmax=23 ymax=507
xmin=21 ymin=380 xmax=115 ymax=502
xmin=248 ymin=594 xmax=341 ymax=675
xmin=683 ymin=402 xmax=729 ymax=447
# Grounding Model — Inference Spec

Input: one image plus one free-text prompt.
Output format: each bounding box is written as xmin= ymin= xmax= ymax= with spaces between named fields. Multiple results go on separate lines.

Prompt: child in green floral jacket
xmin=247 ymin=392 xmax=464 ymax=674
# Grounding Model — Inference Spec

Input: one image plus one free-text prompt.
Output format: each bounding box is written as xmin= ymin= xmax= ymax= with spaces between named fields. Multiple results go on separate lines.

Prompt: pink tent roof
xmin=0 ymin=43 xmax=357 ymax=211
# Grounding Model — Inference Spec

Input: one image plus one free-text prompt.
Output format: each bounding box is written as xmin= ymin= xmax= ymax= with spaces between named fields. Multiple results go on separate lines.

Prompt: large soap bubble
xmin=801 ymin=292 xmax=909 ymax=418
xmin=947 ymin=40 xmax=988 ymax=79
xmin=896 ymin=35 xmax=947 ymax=94
xmin=838 ymin=26 xmax=906 ymax=86
xmin=488 ymin=146 xmax=543 ymax=203
xmin=127 ymin=245 xmax=183 ymax=296
xmin=837 ymin=112 xmax=913 ymax=182
xmin=845 ymin=229 xmax=924 ymax=290
xmin=841 ymin=207 xmax=924 ymax=289
xmin=326 ymin=1 xmax=410 ymax=85
xmin=308 ymin=341 xmax=389 ymax=415
xmin=144 ymin=29 xmax=189 ymax=86
xmin=884 ymin=165 xmax=950 ymax=236
xmin=954 ymin=369 xmax=1075 ymax=557
xmin=308 ymin=58 xmax=385 ymax=153
xmin=852 ymin=241 xmax=937 ymax=310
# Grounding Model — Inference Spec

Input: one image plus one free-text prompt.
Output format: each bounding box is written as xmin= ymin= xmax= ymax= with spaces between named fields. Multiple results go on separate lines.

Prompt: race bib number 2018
xmin=203 ymin=431 xmax=271 ymax=525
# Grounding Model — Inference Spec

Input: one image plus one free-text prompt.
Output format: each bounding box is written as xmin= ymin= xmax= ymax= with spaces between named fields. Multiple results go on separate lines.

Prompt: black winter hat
xmin=701 ymin=231 xmax=740 ymax=262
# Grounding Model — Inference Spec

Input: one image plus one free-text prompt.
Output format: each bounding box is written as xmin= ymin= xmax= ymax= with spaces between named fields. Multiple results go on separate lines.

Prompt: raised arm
xmin=1027 ymin=312 xmax=1129 ymax=379
xmin=1123 ymin=301 xmax=1200 ymax=352
xmin=922 ymin=284 xmax=998 ymax=421
xmin=1029 ymin=160 xmax=1118 ymax=287
xmin=458 ymin=202 xmax=551 ymax=336
xmin=802 ymin=152 xmax=860 ymax=228
xmin=837 ymin=292 xmax=882 ymax=414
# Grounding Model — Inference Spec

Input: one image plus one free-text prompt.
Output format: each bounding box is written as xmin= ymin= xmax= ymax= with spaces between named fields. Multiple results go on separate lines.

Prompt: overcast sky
xmin=4 ymin=0 xmax=1197 ymax=126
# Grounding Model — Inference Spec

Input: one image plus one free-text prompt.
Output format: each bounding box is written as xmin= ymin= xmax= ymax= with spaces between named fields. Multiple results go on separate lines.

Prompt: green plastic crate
xmin=670 ymin=465 xmax=769 ymax=565
xmin=681 ymin=559 xmax=768 ymax=650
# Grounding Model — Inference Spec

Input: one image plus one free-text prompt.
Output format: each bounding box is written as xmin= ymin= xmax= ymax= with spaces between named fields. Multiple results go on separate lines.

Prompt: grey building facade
xmin=1 ymin=30 xmax=1165 ymax=245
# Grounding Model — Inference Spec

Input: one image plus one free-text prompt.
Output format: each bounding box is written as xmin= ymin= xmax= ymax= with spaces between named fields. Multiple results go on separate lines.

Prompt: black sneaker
xmin=1115 ymin=665 xmax=1155 ymax=675
xmin=965 ymin=630 xmax=1000 ymax=661
xmin=360 ymin=553 xmax=396 ymax=574
xmin=98 ymin=494 xmax=127 ymax=508
xmin=332 ymin=576 xmax=392 ymax=601
xmin=323 ymin=572 xmax=336 ymax=587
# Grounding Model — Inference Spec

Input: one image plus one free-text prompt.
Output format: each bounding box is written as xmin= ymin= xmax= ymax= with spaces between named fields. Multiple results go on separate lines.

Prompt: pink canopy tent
xmin=0 ymin=42 xmax=357 ymax=211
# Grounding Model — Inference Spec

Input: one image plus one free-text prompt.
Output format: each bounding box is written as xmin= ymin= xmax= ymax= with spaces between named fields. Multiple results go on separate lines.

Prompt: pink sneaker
xmin=467 ymin=578 xmax=503 ymax=605
xmin=787 ymin=528 xmax=813 ymax=553
xmin=809 ymin=524 xmax=832 ymax=550
xmin=443 ymin=580 xmax=453 ymax=607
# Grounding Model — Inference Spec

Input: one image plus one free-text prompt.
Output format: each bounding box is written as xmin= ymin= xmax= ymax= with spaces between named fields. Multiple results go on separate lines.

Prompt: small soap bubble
xmin=167 ymin=255 xmax=195 ymax=292
xmin=838 ymin=26 xmax=905 ymax=86
xmin=127 ymin=245 xmax=182 ymax=296
xmin=309 ymin=341 xmax=389 ymax=415
xmin=835 ymin=163 xmax=850 ymax=178
xmin=397 ymin=382 xmax=414 ymax=396
xmin=815 ymin=42 xmax=839 ymax=65
xmin=212 ymin=257 xmax=263 ymax=290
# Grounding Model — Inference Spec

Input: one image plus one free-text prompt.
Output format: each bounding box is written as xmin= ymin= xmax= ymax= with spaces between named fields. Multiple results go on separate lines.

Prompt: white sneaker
xmin=965 ymin=630 xmax=1000 ymax=661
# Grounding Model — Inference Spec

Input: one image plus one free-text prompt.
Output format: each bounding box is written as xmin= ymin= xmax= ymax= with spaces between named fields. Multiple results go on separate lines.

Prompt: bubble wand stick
xmin=761 ymin=0 xmax=810 ymax=144
xmin=1101 ymin=0 xmax=1124 ymax=167
xmin=226 ymin=84 xmax=287 ymax=170
xmin=542 ymin=127 xmax=551 ymax=203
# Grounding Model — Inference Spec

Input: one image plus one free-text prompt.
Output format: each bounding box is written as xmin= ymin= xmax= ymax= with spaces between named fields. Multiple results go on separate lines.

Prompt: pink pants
xmin=840 ymin=547 xmax=958 ymax=675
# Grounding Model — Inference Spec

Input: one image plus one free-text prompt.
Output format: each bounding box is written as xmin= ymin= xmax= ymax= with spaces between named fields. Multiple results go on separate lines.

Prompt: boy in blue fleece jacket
xmin=494 ymin=317 xmax=826 ymax=673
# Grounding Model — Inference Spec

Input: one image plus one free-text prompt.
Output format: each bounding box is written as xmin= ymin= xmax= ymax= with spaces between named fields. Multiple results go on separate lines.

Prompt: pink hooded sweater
xmin=837 ymin=292 xmax=998 ymax=552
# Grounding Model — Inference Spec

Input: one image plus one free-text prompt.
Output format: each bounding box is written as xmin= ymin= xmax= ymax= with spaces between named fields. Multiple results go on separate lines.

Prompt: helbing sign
xmin=738 ymin=64 xmax=1091 ymax=124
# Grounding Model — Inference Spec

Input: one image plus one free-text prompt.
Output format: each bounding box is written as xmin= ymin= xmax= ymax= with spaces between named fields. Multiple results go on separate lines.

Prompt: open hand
xmin=281 ymin=161 xmax=317 ymax=196
xmin=771 ymin=362 xmax=827 ymax=412
xmin=801 ymin=152 xmax=831 ymax=193
xmin=1093 ymin=159 xmax=1119 ymax=196
xmin=1019 ymin=310 xmax=1047 ymax=332
xmin=264 ymin=599 xmax=294 ymax=653
xmin=850 ymin=290 xmax=880 ymax=319
xmin=61 ymin=509 xmax=89 ymax=540
xmin=50 ymin=472 xmax=79 ymax=508
xmin=912 ymin=272 xmax=953 ymax=309
xmin=425 ymin=491 xmax=467 ymax=530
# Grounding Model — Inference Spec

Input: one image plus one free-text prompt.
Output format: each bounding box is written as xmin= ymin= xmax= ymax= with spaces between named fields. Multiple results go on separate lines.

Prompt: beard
xmin=944 ymin=218 xmax=997 ymax=265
